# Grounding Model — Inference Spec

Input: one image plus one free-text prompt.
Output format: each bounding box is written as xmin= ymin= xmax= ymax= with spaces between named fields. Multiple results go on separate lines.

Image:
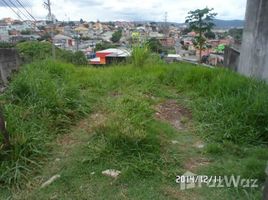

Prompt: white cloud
xmin=0 ymin=0 xmax=247 ymax=22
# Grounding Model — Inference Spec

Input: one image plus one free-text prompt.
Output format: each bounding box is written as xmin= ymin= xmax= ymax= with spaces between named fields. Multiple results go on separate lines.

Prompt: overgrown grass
xmin=158 ymin=66 xmax=268 ymax=145
xmin=0 ymin=60 xmax=89 ymax=185
xmin=0 ymin=59 xmax=267 ymax=199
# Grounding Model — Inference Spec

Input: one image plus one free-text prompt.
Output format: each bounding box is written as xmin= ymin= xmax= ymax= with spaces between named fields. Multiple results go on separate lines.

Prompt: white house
xmin=0 ymin=26 xmax=9 ymax=41
xmin=53 ymin=34 xmax=75 ymax=49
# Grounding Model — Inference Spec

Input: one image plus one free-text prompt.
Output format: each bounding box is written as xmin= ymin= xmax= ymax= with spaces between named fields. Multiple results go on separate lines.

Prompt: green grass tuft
xmin=0 ymin=60 xmax=89 ymax=185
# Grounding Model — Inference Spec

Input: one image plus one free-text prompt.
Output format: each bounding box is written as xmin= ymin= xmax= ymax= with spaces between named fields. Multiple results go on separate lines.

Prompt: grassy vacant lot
xmin=0 ymin=60 xmax=268 ymax=199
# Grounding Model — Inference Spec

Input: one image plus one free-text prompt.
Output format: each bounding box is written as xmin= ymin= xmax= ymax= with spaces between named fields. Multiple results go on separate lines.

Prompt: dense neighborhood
xmin=0 ymin=17 xmax=242 ymax=66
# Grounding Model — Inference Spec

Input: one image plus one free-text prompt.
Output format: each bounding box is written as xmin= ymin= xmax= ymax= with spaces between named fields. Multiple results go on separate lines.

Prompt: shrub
xmin=16 ymin=41 xmax=88 ymax=66
xmin=16 ymin=41 xmax=52 ymax=62
xmin=0 ymin=42 xmax=14 ymax=48
xmin=95 ymin=41 xmax=116 ymax=51
xmin=71 ymin=51 xmax=88 ymax=65
xmin=111 ymin=29 xmax=122 ymax=43
xmin=131 ymin=43 xmax=150 ymax=67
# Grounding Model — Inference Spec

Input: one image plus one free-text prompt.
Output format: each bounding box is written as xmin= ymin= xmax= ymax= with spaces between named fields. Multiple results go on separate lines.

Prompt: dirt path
xmin=12 ymin=112 xmax=108 ymax=199
xmin=13 ymin=99 xmax=209 ymax=200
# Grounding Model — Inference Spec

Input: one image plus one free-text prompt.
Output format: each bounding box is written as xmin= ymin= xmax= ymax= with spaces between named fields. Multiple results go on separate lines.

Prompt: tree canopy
xmin=111 ymin=30 xmax=122 ymax=43
xmin=185 ymin=7 xmax=217 ymax=62
xmin=147 ymin=38 xmax=163 ymax=53
xmin=204 ymin=31 xmax=216 ymax=39
xmin=185 ymin=8 xmax=217 ymax=33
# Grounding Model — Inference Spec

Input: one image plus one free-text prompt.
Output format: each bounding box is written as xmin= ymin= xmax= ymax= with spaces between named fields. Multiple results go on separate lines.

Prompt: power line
xmin=14 ymin=0 xmax=37 ymax=21
xmin=6 ymin=0 xmax=32 ymax=22
xmin=2 ymin=0 xmax=26 ymax=22
xmin=20 ymin=0 xmax=32 ymax=7
xmin=1 ymin=0 xmax=40 ymax=33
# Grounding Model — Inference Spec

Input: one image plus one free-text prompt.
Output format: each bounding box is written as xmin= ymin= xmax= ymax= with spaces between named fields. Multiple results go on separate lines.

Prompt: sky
xmin=0 ymin=0 xmax=247 ymax=23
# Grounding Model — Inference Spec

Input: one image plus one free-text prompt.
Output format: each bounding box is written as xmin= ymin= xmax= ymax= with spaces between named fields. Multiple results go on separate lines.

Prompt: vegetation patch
xmin=0 ymin=59 xmax=267 ymax=199
xmin=0 ymin=60 xmax=89 ymax=185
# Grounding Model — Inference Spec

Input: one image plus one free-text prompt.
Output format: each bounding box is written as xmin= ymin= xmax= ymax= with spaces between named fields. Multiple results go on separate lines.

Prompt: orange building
xmin=90 ymin=48 xmax=130 ymax=65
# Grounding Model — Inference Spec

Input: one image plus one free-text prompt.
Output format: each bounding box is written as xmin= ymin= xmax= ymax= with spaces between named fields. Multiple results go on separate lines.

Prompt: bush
xmin=0 ymin=42 xmax=14 ymax=48
xmin=95 ymin=41 xmax=116 ymax=51
xmin=16 ymin=41 xmax=52 ymax=62
xmin=111 ymin=29 xmax=122 ymax=43
xmin=131 ymin=43 xmax=150 ymax=67
xmin=71 ymin=51 xmax=88 ymax=65
xmin=147 ymin=38 xmax=164 ymax=53
xmin=16 ymin=41 xmax=88 ymax=66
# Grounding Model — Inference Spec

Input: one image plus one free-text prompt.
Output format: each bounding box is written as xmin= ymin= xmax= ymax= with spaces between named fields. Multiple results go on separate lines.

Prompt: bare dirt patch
xmin=155 ymin=100 xmax=191 ymax=130
xmin=184 ymin=157 xmax=211 ymax=172
xmin=55 ymin=112 xmax=107 ymax=156
xmin=109 ymin=91 xmax=122 ymax=98
xmin=76 ymin=112 xmax=107 ymax=133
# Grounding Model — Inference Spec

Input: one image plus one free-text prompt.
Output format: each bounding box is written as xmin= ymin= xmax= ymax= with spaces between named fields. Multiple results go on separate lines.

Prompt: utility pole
xmin=76 ymin=36 xmax=79 ymax=52
xmin=164 ymin=11 xmax=168 ymax=38
xmin=44 ymin=0 xmax=55 ymax=59
xmin=75 ymin=32 xmax=80 ymax=52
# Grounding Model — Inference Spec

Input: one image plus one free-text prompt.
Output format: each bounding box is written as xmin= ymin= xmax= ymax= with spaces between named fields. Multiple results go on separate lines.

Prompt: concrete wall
xmin=224 ymin=47 xmax=240 ymax=72
xmin=0 ymin=48 xmax=20 ymax=90
xmin=238 ymin=0 xmax=268 ymax=81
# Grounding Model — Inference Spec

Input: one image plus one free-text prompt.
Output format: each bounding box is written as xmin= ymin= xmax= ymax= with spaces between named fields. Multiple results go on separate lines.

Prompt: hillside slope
xmin=0 ymin=60 xmax=267 ymax=199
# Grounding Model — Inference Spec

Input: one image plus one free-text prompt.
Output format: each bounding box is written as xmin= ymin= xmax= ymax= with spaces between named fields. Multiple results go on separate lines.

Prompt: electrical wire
xmin=14 ymin=0 xmax=37 ymax=21
xmin=1 ymin=0 xmax=42 ymax=33
xmin=1 ymin=0 xmax=26 ymax=22
xmin=6 ymin=0 xmax=32 ymax=22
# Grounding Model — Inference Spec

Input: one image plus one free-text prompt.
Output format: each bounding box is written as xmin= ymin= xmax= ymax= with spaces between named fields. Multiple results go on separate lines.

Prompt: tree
xmin=185 ymin=8 xmax=217 ymax=63
xmin=204 ymin=31 xmax=216 ymax=39
xmin=228 ymin=28 xmax=243 ymax=43
xmin=111 ymin=30 xmax=122 ymax=43
xmin=95 ymin=41 xmax=116 ymax=51
xmin=147 ymin=38 xmax=163 ymax=53
xmin=72 ymin=51 xmax=88 ymax=65
xmin=181 ymin=27 xmax=191 ymax=35
xmin=21 ymin=29 xmax=31 ymax=35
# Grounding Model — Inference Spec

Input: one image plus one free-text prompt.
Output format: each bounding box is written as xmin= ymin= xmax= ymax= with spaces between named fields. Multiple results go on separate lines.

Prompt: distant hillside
xmin=134 ymin=19 xmax=244 ymax=29
xmin=213 ymin=19 xmax=244 ymax=28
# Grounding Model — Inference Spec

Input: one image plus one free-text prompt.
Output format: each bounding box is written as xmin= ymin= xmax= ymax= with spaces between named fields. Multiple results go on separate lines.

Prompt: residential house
xmin=55 ymin=26 xmax=64 ymax=34
xmin=90 ymin=48 xmax=130 ymax=65
xmin=0 ymin=25 xmax=9 ymax=41
xmin=93 ymin=21 xmax=103 ymax=31
xmin=75 ymin=26 xmax=89 ymax=37
xmin=101 ymin=31 xmax=114 ymax=42
xmin=53 ymin=34 xmax=75 ymax=49
xmin=158 ymin=37 xmax=175 ymax=48
xmin=35 ymin=20 xmax=47 ymax=27
xmin=2 ymin=18 xmax=13 ymax=25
